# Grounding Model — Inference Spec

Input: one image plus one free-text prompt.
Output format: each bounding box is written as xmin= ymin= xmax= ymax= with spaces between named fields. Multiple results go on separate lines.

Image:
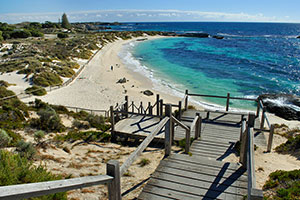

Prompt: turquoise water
xmin=117 ymin=22 xmax=300 ymax=111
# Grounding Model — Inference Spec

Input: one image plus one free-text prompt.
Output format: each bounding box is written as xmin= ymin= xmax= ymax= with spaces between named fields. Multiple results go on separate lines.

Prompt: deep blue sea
xmin=114 ymin=22 xmax=300 ymax=110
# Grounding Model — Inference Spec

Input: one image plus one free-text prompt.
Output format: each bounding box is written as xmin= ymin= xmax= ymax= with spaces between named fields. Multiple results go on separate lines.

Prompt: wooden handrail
xmin=188 ymin=93 xmax=256 ymax=101
xmin=171 ymin=116 xmax=190 ymax=131
xmin=247 ymin=127 xmax=263 ymax=199
xmin=0 ymin=160 xmax=121 ymax=200
xmin=120 ymin=117 xmax=169 ymax=176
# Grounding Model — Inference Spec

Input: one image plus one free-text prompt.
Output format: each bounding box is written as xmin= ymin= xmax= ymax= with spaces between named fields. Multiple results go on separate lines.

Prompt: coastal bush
xmin=10 ymin=29 xmax=32 ymax=39
xmin=32 ymin=72 xmax=63 ymax=87
xmin=16 ymin=140 xmax=36 ymax=159
xmin=275 ymin=135 xmax=300 ymax=157
xmin=0 ymin=30 xmax=3 ymax=41
xmin=263 ymin=169 xmax=300 ymax=199
xmin=54 ymin=130 xmax=110 ymax=143
xmin=30 ymin=106 xmax=65 ymax=133
xmin=55 ymin=66 xmax=75 ymax=77
xmin=72 ymin=120 xmax=90 ymax=130
xmin=25 ymin=85 xmax=47 ymax=96
xmin=0 ymin=150 xmax=67 ymax=199
xmin=30 ymin=29 xmax=44 ymax=37
xmin=0 ymin=129 xmax=12 ymax=148
xmin=71 ymin=110 xmax=89 ymax=120
xmin=85 ymin=114 xmax=110 ymax=131
xmin=34 ymin=130 xmax=45 ymax=143
xmin=0 ymin=80 xmax=9 ymax=87
xmin=57 ymin=33 xmax=69 ymax=39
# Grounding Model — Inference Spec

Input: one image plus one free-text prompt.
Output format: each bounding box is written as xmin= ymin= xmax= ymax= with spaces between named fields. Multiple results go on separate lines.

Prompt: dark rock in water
xmin=143 ymin=90 xmax=154 ymax=96
xmin=212 ymin=35 xmax=224 ymax=40
xmin=116 ymin=77 xmax=126 ymax=84
xmin=259 ymin=94 xmax=300 ymax=121
xmin=179 ymin=33 xmax=210 ymax=38
xmin=297 ymin=36 xmax=300 ymax=39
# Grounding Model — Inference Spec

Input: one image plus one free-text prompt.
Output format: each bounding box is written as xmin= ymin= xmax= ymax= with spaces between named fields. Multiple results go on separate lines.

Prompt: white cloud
xmin=0 ymin=9 xmax=296 ymax=24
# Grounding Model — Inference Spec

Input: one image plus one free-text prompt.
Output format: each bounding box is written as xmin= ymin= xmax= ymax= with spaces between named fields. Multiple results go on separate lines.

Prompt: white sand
xmin=20 ymin=36 xmax=183 ymax=111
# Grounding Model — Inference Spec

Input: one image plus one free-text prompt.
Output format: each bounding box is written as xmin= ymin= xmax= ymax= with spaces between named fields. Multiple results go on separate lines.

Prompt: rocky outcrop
xmin=116 ymin=77 xmax=127 ymax=84
xmin=259 ymin=94 xmax=300 ymax=120
xmin=212 ymin=35 xmax=224 ymax=40
xmin=178 ymin=33 xmax=210 ymax=38
xmin=297 ymin=36 xmax=300 ymax=39
xmin=143 ymin=90 xmax=154 ymax=96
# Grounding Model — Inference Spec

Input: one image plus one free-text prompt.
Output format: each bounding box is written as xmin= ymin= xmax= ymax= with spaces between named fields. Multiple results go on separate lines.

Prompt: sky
xmin=0 ymin=0 xmax=299 ymax=24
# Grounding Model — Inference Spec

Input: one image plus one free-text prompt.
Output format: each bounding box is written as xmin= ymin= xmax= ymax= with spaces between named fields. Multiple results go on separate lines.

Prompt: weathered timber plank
xmin=138 ymin=191 xmax=176 ymax=200
xmin=169 ymin=154 xmax=242 ymax=170
xmin=158 ymin=160 xmax=247 ymax=181
xmin=190 ymin=142 xmax=235 ymax=151
xmin=192 ymin=140 xmax=235 ymax=148
xmin=190 ymin=148 xmax=231 ymax=158
xmin=190 ymin=145 xmax=233 ymax=154
xmin=151 ymin=171 xmax=247 ymax=195
xmin=140 ymin=186 xmax=217 ymax=200
xmin=146 ymin=177 xmax=241 ymax=199
xmin=154 ymin=166 xmax=247 ymax=188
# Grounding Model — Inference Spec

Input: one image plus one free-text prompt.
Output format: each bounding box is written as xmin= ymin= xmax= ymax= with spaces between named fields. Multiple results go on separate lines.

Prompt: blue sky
xmin=0 ymin=0 xmax=299 ymax=23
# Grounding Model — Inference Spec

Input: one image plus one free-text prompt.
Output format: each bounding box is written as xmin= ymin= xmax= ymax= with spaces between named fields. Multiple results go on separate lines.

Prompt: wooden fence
xmin=183 ymin=90 xmax=276 ymax=152
xmin=0 ymin=160 xmax=121 ymax=200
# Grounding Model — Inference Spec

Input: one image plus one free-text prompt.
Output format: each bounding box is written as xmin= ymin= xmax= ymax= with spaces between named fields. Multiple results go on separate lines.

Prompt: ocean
xmin=114 ymin=22 xmax=300 ymax=110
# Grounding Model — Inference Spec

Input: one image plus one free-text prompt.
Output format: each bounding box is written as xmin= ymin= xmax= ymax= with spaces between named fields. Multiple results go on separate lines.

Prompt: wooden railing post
xmin=240 ymin=118 xmax=246 ymax=142
xmin=267 ymin=124 xmax=275 ymax=152
xmin=160 ymin=99 xmax=163 ymax=116
xmin=148 ymin=102 xmax=153 ymax=115
xmin=131 ymin=101 xmax=134 ymax=113
xmin=248 ymin=113 xmax=255 ymax=128
xmin=185 ymin=128 xmax=190 ymax=154
xmin=124 ymin=96 xmax=129 ymax=118
xmin=185 ymin=90 xmax=188 ymax=110
xmin=256 ymin=99 xmax=261 ymax=117
xmin=110 ymin=106 xmax=115 ymax=140
xmin=226 ymin=93 xmax=230 ymax=111
xmin=178 ymin=101 xmax=182 ymax=120
xmin=165 ymin=104 xmax=172 ymax=157
xmin=107 ymin=160 xmax=121 ymax=200
xmin=240 ymin=125 xmax=249 ymax=167
xmin=195 ymin=113 xmax=201 ymax=139
xmin=260 ymin=107 xmax=266 ymax=130
xmin=156 ymin=94 xmax=160 ymax=116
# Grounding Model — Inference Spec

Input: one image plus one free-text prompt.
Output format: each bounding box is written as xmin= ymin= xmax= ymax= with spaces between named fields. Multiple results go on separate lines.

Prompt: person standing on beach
xmin=111 ymin=66 xmax=113 ymax=71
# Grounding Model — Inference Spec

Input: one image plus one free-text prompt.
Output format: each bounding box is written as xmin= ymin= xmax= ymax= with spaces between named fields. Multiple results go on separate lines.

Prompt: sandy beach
xmin=4 ymin=36 xmax=181 ymax=112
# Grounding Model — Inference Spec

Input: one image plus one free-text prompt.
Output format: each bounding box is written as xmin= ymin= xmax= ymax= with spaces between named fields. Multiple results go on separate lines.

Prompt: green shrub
xmin=30 ymin=29 xmax=44 ymax=37
xmin=10 ymin=29 xmax=31 ymax=38
xmin=25 ymin=85 xmax=47 ymax=96
xmin=0 ymin=150 xmax=67 ymax=199
xmin=275 ymin=135 xmax=300 ymax=157
xmin=0 ymin=30 xmax=3 ymax=41
xmin=0 ymin=129 xmax=12 ymax=148
xmin=34 ymin=130 xmax=45 ymax=143
xmin=55 ymin=67 xmax=75 ymax=78
xmin=0 ymin=80 xmax=9 ymax=87
xmin=85 ymin=114 xmax=110 ymax=131
xmin=57 ymin=33 xmax=69 ymax=39
xmin=263 ymin=169 xmax=300 ymax=199
xmin=32 ymin=72 xmax=63 ymax=87
xmin=16 ymin=140 xmax=36 ymax=159
xmin=71 ymin=110 xmax=89 ymax=120
xmin=31 ymin=107 xmax=65 ymax=133
xmin=138 ymin=158 xmax=150 ymax=167
xmin=72 ymin=120 xmax=90 ymax=129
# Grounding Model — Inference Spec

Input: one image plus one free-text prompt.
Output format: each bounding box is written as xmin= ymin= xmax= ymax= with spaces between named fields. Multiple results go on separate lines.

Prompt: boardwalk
xmin=138 ymin=110 xmax=251 ymax=199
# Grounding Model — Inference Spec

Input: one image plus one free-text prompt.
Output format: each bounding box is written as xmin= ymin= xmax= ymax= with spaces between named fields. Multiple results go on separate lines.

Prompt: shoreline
xmin=1 ymin=35 xmax=299 ymax=127
xmin=18 ymin=36 xmax=184 ymax=111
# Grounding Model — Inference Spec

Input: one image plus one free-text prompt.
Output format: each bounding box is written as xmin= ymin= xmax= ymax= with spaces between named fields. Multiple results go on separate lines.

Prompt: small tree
xmin=0 ymin=30 xmax=3 ymax=41
xmin=61 ymin=13 xmax=71 ymax=29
